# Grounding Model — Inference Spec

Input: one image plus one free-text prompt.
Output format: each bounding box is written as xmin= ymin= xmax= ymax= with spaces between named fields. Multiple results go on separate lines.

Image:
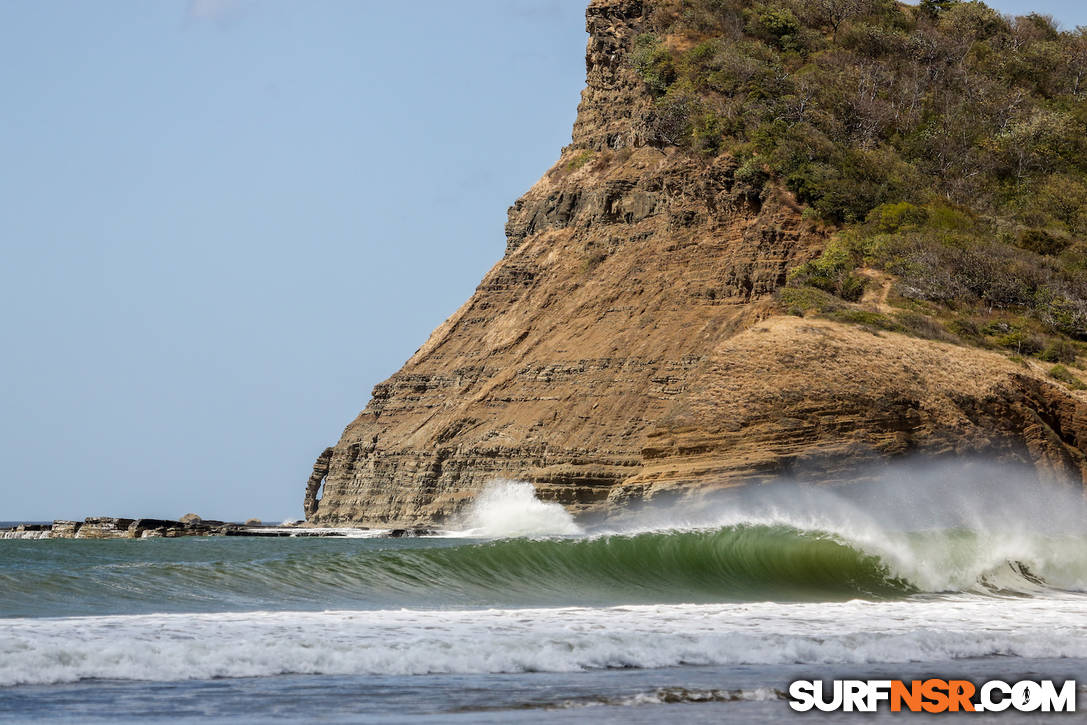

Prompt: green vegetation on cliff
xmin=636 ymin=0 xmax=1087 ymax=361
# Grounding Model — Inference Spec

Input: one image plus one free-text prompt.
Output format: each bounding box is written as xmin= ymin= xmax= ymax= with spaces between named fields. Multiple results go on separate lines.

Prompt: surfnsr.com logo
xmin=789 ymin=679 xmax=1077 ymax=713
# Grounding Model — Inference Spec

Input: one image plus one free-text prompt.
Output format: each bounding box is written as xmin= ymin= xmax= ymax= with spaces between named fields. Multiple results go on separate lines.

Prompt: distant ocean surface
xmin=3 ymin=471 xmax=1087 ymax=723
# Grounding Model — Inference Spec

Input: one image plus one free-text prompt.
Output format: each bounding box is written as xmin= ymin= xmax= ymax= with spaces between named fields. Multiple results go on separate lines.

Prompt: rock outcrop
xmin=0 ymin=517 xmax=317 ymax=540
xmin=304 ymin=0 xmax=1087 ymax=527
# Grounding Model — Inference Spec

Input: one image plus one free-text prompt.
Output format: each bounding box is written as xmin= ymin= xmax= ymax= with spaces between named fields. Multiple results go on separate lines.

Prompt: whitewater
xmin=2 ymin=462 xmax=1087 ymax=722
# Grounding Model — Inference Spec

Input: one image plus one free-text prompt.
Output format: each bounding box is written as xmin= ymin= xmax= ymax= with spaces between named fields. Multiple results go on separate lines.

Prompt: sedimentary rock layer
xmin=305 ymin=0 xmax=1087 ymax=527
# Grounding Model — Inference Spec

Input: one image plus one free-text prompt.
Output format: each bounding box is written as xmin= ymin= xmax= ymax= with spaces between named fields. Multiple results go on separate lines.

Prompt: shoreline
xmin=0 ymin=517 xmax=436 ymax=540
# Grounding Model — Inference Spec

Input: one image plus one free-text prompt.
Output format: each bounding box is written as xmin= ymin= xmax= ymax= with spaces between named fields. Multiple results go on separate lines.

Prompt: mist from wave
xmin=1 ymin=461 xmax=1086 ymax=620
xmin=581 ymin=460 xmax=1087 ymax=597
xmin=451 ymin=479 xmax=583 ymax=538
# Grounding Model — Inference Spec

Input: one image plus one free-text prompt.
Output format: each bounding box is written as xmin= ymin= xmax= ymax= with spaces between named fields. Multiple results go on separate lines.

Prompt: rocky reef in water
xmin=305 ymin=0 xmax=1087 ymax=528
xmin=0 ymin=517 xmax=244 ymax=540
xmin=0 ymin=517 xmax=436 ymax=539
xmin=1 ymin=517 xmax=319 ymax=539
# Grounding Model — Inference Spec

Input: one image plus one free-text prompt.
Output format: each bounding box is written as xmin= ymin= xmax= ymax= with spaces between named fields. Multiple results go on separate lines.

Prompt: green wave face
xmin=0 ymin=525 xmax=919 ymax=618
xmin=6 ymin=518 xmax=1087 ymax=618
xmin=8 ymin=465 xmax=1086 ymax=618
xmin=373 ymin=525 xmax=918 ymax=604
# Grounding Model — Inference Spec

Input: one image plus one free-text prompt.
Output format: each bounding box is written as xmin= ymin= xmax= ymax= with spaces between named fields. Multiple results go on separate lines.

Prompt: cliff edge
xmin=306 ymin=0 xmax=1087 ymax=526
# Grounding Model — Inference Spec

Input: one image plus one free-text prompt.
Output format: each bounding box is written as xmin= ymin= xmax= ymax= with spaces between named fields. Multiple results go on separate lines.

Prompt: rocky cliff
xmin=305 ymin=0 xmax=1087 ymax=527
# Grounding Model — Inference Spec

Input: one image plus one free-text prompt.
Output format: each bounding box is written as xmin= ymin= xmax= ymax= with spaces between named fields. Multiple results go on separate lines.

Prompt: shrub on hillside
xmin=634 ymin=0 xmax=1087 ymax=348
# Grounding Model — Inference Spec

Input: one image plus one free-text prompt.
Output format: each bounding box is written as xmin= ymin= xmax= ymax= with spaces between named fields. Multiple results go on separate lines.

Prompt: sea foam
xmin=2 ymin=597 xmax=1087 ymax=686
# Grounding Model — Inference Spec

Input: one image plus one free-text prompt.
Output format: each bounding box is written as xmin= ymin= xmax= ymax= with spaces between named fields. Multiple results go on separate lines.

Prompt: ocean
xmin=2 ymin=469 xmax=1087 ymax=722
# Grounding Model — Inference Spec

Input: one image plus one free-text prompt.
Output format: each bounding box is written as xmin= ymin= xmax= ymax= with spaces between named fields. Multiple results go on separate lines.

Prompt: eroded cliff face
xmin=305 ymin=0 xmax=1087 ymax=527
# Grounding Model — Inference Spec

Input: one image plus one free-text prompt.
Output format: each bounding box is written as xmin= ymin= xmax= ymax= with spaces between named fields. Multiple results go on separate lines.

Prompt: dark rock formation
xmin=303 ymin=446 xmax=334 ymax=519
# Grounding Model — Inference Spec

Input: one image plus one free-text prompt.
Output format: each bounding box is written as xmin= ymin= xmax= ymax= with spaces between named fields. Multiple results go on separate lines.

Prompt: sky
xmin=1 ymin=1 xmax=1084 ymax=523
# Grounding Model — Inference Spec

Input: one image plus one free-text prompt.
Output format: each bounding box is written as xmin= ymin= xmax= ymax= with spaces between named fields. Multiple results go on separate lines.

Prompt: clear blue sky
xmin=1 ymin=1 xmax=1084 ymax=522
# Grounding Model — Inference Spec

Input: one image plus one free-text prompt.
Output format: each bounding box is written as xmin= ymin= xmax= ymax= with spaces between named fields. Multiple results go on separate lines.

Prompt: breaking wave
xmin=3 ymin=464 xmax=1087 ymax=687
xmin=454 ymin=479 xmax=582 ymax=537
xmin=2 ymin=462 xmax=1087 ymax=616
xmin=1 ymin=520 xmax=1085 ymax=618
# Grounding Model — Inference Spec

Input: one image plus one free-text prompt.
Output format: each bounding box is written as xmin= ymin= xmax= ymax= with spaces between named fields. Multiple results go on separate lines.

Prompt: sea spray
xmin=455 ymin=479 xmax=582 ymax=538
xmin=592 ymin=460 xmax=1087 ymax=593
xmin=2 ymin=462 xmax=1086 ymax=618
